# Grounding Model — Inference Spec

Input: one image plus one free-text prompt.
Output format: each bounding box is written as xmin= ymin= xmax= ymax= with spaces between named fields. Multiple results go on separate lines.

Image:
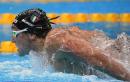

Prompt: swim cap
xmin=12 ymin=8 xmax=52 ymax=38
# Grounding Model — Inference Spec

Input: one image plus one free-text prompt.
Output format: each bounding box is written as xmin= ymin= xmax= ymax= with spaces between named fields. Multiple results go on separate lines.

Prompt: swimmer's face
xmin=12 ymin=26 xmax=31 ymax=56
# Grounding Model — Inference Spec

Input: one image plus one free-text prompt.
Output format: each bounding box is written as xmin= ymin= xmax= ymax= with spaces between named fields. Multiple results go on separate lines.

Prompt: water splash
xmin=29 ymin=50 xmax=54 ymax=74
xmin=114 ymin=32 xmax=130 ymax=69
xmin=0 ymin=59 xmax=122 ymax=82
xmin=90 ymin=30 xmax=130 ymax=70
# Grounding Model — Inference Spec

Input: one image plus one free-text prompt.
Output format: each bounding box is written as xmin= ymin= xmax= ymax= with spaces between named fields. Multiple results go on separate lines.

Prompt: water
xmin=89 ymin=31 xmax=130 ymax=71
xmin=29 ymin=50 xmax=54 ymax=73
xmin=0 ymin=54 xmax=122 ymax=82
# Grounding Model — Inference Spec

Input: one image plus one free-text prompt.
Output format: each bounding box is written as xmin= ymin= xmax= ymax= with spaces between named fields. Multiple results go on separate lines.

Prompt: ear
xmin=28 ymin=34 xmax=36 ymax=41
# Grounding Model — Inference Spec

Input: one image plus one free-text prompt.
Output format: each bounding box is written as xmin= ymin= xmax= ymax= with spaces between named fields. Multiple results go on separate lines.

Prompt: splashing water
xmin=114 ymin=33 xmax=130 ymax=69
xmin=0 ymin=54 xmax=123 ymax=82
xmin=29 ymin=50 xmax=54 ymax=74
xmin=90 ymin=30 xmax=130 ymax=70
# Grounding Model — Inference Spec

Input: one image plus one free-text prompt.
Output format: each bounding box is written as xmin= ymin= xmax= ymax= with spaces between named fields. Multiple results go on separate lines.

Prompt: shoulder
xmin=48 ymin=26 xmax=80 ymax=34
xmin=44 ymin=26 xmax=80 ymax=50
xmin=46 ymin=26 xmax=80 ymax=39
xmin=44 ymin=27 xmax=67 ymax=54
xmin=44 ymin=27 xmax=68 ymax=50
xmin=46 ymin=27 xmax=67 ymax=40
xmin=45 ymin=26 xmax=100 ymax=43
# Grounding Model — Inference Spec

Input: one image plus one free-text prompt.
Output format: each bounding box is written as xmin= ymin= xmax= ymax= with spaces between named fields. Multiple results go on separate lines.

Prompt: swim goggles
xmin=12 ymin=28 xmax=28 ymax=38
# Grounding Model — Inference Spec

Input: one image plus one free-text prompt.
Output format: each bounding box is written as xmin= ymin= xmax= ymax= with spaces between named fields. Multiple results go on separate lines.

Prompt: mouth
xmin=17 ymin=48 xmax=28 ymax=56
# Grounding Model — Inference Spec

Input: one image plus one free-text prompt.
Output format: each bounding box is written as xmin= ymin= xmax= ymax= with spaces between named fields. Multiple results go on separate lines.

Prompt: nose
xmin=11 ymin=36 xmax=16 ymax=43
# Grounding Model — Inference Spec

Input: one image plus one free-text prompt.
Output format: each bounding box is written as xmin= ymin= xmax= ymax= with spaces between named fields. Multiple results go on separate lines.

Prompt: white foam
xmin=29 ymin=50 xmax=54 ymax=74
xmin=91 ymin=31 xmax=130 ymax=70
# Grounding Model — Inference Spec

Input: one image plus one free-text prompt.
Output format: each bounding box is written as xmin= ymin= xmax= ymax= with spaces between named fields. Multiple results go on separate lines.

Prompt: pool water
xmin=0 ymin=54 xmax=123 ymax=82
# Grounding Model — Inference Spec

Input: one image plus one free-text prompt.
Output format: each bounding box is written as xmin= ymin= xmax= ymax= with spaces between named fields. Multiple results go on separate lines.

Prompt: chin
xmin=18 ymin=48 xmax=29 ymax=56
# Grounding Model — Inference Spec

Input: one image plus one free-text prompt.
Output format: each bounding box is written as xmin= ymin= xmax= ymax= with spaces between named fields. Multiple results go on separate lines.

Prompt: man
xmin=11 ymin=8 xmax=130 ymax=81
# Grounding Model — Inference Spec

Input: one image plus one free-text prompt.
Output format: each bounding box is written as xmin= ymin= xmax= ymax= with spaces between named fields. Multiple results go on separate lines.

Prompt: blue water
xmin=0 ymin=54 xmax=123 ymax=82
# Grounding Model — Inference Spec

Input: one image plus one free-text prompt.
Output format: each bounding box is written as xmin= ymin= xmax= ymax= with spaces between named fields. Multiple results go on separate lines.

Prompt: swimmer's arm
xmin=63 ymin=34 xmax=130 ymax=81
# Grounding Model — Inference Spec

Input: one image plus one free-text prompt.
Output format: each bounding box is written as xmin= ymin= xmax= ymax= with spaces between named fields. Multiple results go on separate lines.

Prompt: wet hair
xmin=12 ymin=8 xmax=52 ymax=38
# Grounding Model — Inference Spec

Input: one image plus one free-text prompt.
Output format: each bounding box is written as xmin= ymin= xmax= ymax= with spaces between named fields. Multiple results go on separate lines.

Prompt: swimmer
xmin=11 ymin=8 xmax=130 ymax=81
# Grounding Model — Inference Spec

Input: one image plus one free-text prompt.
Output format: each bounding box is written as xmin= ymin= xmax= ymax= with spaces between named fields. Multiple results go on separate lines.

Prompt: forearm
xmin=64 ymin=34 xmax=130 ymax=80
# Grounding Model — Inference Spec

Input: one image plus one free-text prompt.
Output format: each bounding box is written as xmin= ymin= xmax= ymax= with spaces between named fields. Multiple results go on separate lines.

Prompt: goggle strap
xmin=13 ymin=28 xmax=28 ymax=34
